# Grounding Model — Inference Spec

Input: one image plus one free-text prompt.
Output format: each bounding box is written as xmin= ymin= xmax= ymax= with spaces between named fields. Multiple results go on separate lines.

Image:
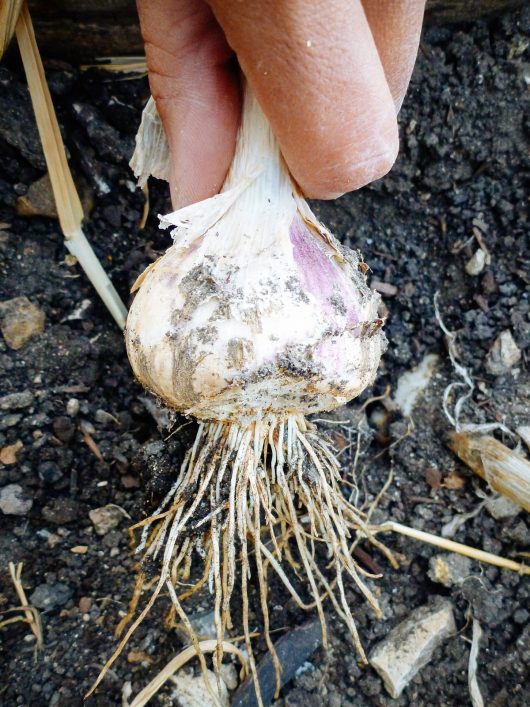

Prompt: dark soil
xmin=1 ymin=7 xmax=529 ymax=707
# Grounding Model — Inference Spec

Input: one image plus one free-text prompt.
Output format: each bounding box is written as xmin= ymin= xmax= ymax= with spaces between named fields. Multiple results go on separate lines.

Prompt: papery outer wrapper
xmin=130 ymin=96 xmax=171 ymax=186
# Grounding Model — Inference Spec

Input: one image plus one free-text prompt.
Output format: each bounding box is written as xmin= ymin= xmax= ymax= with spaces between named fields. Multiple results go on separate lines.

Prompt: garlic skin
xmin=126 ymin=90 xmax=385 ymax=422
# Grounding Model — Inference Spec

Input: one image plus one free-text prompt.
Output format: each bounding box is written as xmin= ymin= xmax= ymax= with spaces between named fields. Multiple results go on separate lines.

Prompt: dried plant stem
xmin=0 ymin=0 xmax=23 ymax=59
xmin=7 ymin=562 xmax=43 ymax=649
xmin=374 ymin=521 xmax=530 ymax=575
xmin=14 ymin=4 xmax=127 ymax=329
xmin=128 ymin=639 xmax=248 ymax=707
xmin=90 ymin=415 xmax=386 ymax=702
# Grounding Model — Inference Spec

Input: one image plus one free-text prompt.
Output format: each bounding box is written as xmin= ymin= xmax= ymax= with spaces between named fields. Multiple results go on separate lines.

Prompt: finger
xmin=362 ymin=0 xmax=426 ymax=112
xmin=208 ymin=0 xmax=399 ymax=199
xmin=137 ymin=0 xmax=241 ymax=207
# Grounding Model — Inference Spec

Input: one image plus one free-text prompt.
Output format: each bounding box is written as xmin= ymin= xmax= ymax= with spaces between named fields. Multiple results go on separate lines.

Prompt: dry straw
xmin=13 ymin=4 xmax=127 ymax=328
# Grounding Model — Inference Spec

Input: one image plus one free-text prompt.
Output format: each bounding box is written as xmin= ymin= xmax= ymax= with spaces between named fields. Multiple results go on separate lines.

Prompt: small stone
xmin=89 ymin=504 xmax=127 ymax=536
xmin=102 ymin=205 xmax=121 ymax=228
xmin=232 ymin=619 xmax=322 ymax=707
xmin=370 ymin=597 xmax=456 ymax=698
xmin=176 ymin=610 xmax=216 ymax=642
xmin=38 ymin=461 xmax=62 ymax=483
xmin=53 ymin=416 xmax=76 ymax=443
xmin=0 ymin=390 xmax=34 ymax=411
xmin=78 ymin=597 xmax=92 ymax=613
xmin=121 ymin=475 xmax=140 ymax=489
xmin=0 ymin=440 xmax=23 ymax=465
xmin=71 ymin=545 xmax=88 ymax=554
xmin=0 ymin=297 xmax=45 ymax=350
xmin=486 ymin=330 xmax=521 ymax=375
xmin=481 ymin=271 xmax=497 ymax=294
xmin=220 ymin=664 xmax=238 ymax=691
xmin=169 ymin=669 xmax=229 ymax=707
xmin=30 ymin=582 xmax=72 ymax=610
xmin=428 ymin=554 xmax=473 ymax=587
xmin=66 ymin=398 xmax=80 ymax=417
xmin=16 ymin=174 xmax=58 ymax=219
xmin=465 ymin=249 xmax=487 ymax=275
xmin=0 ymin=413 xmax=22 ymax=431
xmin=485 ymin=495 xmax=521 ymax=520
xmin=514 ymin=609 xmax=529 ymax=625
xmin=0 ymin=412 xmax=22 ymax=431
xmin=0 ymin=483 xmax=33 ymax=515
xmin=127 ymin=650 xmax=152 ymax=664
xmin=42 ymin=498 xmax=80 ymax=525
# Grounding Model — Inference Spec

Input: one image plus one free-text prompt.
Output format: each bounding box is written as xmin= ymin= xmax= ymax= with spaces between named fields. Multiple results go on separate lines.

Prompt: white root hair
xmin=89 ymin=415 xmax=393 ymax=704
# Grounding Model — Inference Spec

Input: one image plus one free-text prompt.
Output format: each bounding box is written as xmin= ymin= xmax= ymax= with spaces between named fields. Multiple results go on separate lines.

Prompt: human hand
xmin=137 ymin=0 xmax=426 ymax=208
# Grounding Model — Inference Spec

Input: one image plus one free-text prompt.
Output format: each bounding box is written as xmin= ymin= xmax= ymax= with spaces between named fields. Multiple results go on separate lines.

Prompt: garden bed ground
xmin=0 ymin=6 xmax=529 ymax=706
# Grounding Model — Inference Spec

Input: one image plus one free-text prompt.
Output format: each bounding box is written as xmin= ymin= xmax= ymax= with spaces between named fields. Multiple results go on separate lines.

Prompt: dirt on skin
xmin=0 ymin=7 xmax=529 ymax=707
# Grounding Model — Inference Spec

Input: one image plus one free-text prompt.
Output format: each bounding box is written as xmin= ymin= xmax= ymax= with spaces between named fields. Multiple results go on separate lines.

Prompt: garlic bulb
xmin=127 ymin=90 xmax=384 ymax=422
xmin=105 ymin=87 xmax=387 ymax=701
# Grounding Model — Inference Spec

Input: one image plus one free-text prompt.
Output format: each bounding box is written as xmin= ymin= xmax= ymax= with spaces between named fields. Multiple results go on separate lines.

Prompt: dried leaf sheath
xmin=449 ymin=432 xmax=530 ymax=512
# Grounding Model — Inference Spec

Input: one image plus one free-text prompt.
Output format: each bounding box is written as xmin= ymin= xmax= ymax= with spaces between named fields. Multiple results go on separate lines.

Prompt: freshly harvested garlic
xmin=112 ymin=86 xmax=386 ymax=703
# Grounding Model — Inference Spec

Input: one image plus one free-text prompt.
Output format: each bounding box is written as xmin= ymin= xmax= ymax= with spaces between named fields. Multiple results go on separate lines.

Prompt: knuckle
xmin=296 ymin=116 xmax=399 ymax=198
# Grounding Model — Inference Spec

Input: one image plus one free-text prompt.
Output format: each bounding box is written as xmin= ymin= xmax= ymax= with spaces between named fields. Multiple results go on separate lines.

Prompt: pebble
xmin=465 ymin=248 xmax=487 ymax=275
xmin=428 ymin=553 xmax=473 ymax=587
xmin=52 ymin=416 xmax=76 ymax=443
xmin=30 ymin=582 xmax=72 ymax=611
xmin=78 ymin=597 xmax=92 ymax=613
xmin=232 ymin=619 xmax=322 ymax=707
xmin=370 ymin=597 xmax=456 ymax=698
xmin=485 ymin=495 xmax=521 ymax=520
xmin=0 ymin=297 xmax=45 ymax=350
xmin=0 ymin=440 xmax=23 ymax=465
xmin=0 ymin=483 xmax=33 ymax=515
xmin=486 ymin=330 xmax=521 ymax=375
xmin=41 ymin=498 xmax=81 ymax=525
xmin=66 ymin=398 xmax=80 ymax=417
xmin=38 ymin=461 xmax=63 ymax=484
xmin=0 ymin=413 xmax=22 ymax=431
xmin=72 ymin=102 xmax=133 ymax=165
xmin=176 ymin=610 xmax=216 ymax=643
xmin=89 ymin=504 xmax=127 ymax=535
xmin=0 ymin=78 xmax=46 ymax=169
xmin=0 ymin=390 xmax=34 ymax=411
xmin=121 ymin=475 xmax=140 ymax=489
xmin=16 ymin=174 xmax=58 ymax=219
xmin=169 ymin=669 xmax=229 ymax=707
xmin=220 ymin=664 xmax=238 ymax=691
